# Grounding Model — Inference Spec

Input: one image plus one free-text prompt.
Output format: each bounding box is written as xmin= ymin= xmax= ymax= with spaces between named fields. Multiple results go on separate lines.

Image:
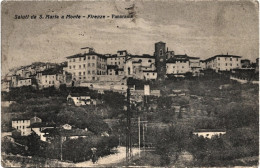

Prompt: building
xmin=154 ymin=42 xmax=167 ymax=80
xmin=36 ymin=68 xmax=65 ymax=89
xmin=27 ymin=122 xmax=56 ymax=141
xmin=17 ymin=78 xmax=32 ymax=87
xmin=42 ymin=125 xmax=93 ymax=142
xmin=12 ymin=116 xmax=42 ymax=136
xmin=143 ymin=70 xmax=157 ymax=80
xmin=67 ymin=93 xmax=97 ymax=106
xmin=107 ymin=65 xmax=124 ymax=76
xmin=166 ymin=55 xmax=191 ymax=77
xmin=1 ymin=80 xmax=11 ymax=92
xmin=199 ymin=60 xmax=206 ymax=70
xmin=193 ymin=129 xmax=226 ymax=139
xmin=189 ymin=57 xmax=201 ymax=76
xmin=204 ymin=54 xmax=242 ymax=72
xmin=241 ymin=59 xmax=251 ymax=68
xmin=125 ymin=54 xmax=156 ymax=79
xmin=106 ymin=50 xmax=128 ymax=70
xmin=66 ymin=47 xmax=107 ymax=82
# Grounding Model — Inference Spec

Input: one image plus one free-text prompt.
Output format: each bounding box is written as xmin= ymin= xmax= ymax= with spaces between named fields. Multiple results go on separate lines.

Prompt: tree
xmin=27 ymin=131 xmax=40 ymax=156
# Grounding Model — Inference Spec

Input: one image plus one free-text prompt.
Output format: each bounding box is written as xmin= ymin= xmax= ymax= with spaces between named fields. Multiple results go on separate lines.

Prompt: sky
xmin=1 ymin=1 xmax=259 ymax=75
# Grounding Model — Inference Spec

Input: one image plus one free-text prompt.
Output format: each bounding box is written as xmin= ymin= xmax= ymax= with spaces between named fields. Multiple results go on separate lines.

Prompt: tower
xmin=154 ymin=42 xmax=166 ymax=80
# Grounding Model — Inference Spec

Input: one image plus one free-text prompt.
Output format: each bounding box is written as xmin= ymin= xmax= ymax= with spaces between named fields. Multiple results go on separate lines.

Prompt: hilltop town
xmin=2 ymin=42 xmax=259 ymax=92
xmin=1 ymin=41 xmax=259 ymax=167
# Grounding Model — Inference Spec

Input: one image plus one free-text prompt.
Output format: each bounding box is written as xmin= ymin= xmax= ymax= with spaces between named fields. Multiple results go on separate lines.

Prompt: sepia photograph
xmin=1 ymin=0 xmax=259 ymax=167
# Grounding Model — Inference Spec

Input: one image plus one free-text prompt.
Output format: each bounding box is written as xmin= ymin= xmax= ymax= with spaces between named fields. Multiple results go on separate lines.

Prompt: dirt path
xmin=75 ymin=147 xmax=139 ymax=167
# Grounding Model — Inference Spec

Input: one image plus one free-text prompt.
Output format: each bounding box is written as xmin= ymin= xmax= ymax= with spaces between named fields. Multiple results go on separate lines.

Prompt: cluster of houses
xmin=2 ymin=42 xmax=259 ymax=93
xmin=11 ymin=116 xmax=97 ymax=142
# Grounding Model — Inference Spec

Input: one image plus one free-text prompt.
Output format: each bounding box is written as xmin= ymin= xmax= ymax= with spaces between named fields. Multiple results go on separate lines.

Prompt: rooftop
xmin=27 ymin=122 xmax=56 ymax=128
xmin=66 ymin=52 xmax=106 ymax=59
xmin=205 ymin=54 xmax=242 ymax=62
xmin=43 ymin=128 xmax=94 ymax=137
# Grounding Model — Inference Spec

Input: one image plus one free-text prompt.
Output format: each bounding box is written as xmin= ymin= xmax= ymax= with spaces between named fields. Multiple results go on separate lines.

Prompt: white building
xmin=66 ymin=47 xmax=107 ymax=82
xmin=17 ymin=78 xmax=32 ymax=87
xmin=166 ymin=55 xmax=191 ymax=77
xmin=67 ymin=93 xmax=96 ymax=106
xmin=205 ymin=54 xmax=242 ymax=72
xmin=125 ymin=55 xmax=156 ymax=79
xmin=106 ymin=50 xmax=128 ymax=70
xmin=12 ymin=117 xmax=42 ymax=136
xmin=193 ymin=129 xmax=226 ymax=139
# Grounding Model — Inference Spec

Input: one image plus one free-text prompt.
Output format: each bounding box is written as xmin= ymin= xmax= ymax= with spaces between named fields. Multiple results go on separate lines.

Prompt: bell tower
xmin=154 ymin=41 xmax=166 ymax=80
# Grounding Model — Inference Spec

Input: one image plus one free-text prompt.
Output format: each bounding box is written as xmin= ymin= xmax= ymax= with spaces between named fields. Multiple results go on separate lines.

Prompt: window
xmin=173 ymin=66 xmax=175 ymax=68
xmin=230 ymin=63 xmax=232 ymax=66
xmin=23 ymin=126 xmax=24 ymax=129
xmin=92 ymin=63 xmax=95 ymax=67
xmin=69 ymin=66 xmax=71 ymax=69
xmin=79 ymin=72 xmax=81 ymax=76
xmin=46 ymin=80 xmax=47 ymax=83
xmin=148 ymin=59 xmax=152 ymax=63
xmin=88 ymin=63 xmax=90 ymax=67
xmin=92 ymin=70 xmax=95 ymax=74
xmin=79 ymin=77 xmax=81 ymax=79
xmin=159 ymin=49 xmax=163 ymax=56
xmin=73 ymin=65 xmax=75 ymax=69
xmin=218 ymin=57 xmax=220 ymax=60
xmin=236 ymin=58 xmax=238 ymax=61
xmin=79 ymin=58 xmax=81 ymax=61
xmin=147 ymin=73 xmax=149 ymax=75
xmin=182 ymin=66 xmax=184 ymax=69
xmin=79 ymin=65 xmax=81 ymax=69
xmin=88 ymin=71 xmax=90 ymax=74
xmin=17 ymin=126 xmax=18 ymax=129
xmin=225 ymin=63 xmax=227 ymax=66
xmin=52 ymin=81 xmax=54 ymax=84
xmin=92 ymin=56 xmax=95 ymax=59
xmin=230 ymin=58 xmax=232 ymax=61
xmin=73 ymin=59 xmax=75 ymax=62
xmin=88 ymin=56 xmax=90 ymax=60
xmin=49 ymin=81 xmax=51 ymax=84
xmin=115 ymin=62 xmax=117 ymax=65
xmin=83 ymin=72 xmax=85 ymax=75
xmin=83 ymin=64 xmax=85 ymax=68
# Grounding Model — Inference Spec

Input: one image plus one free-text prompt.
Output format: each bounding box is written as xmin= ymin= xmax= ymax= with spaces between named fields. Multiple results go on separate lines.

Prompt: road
xmin=75 ymin=147 xmax=139 ymax=167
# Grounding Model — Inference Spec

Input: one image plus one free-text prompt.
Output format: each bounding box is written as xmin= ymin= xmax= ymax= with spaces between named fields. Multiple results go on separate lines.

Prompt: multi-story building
xmin=36 ymin=68 xmax=64 ymax=89
xmin=107 ymin=50 xmax=128 ymax=70
xmin=189 ymin=57 xmax=201 ymax=76
xmin=107 ymin=65 xmax=124 ymax=76
xmin=204 ymin=54 xmax=242 ymax=72
xmin=17 ymin=78 xmax=32 ymax=87
xmin=12 ymin=116 xmax=42 ymax=136
xmin=125 ymin=54 xmax=156 ymax=79
xmin=166 ymin=55 xmax=191 ymax=77
xmin=200 ymin=60 xmax=206 ymax=70
xmin=66 ymin=47 xmax=107 ymax=82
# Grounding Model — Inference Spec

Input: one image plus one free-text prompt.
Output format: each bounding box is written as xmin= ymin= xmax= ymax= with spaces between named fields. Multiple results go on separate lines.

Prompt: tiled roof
xmin=205 ymin=55 xmax=242 ymax=62
xmin=43 ymin=128 xmax=93 ymax=137
xmin=66 ymin=52 xmax=106 ymax=59
xmin=27 ymin=122 xmax=56 ymax=128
